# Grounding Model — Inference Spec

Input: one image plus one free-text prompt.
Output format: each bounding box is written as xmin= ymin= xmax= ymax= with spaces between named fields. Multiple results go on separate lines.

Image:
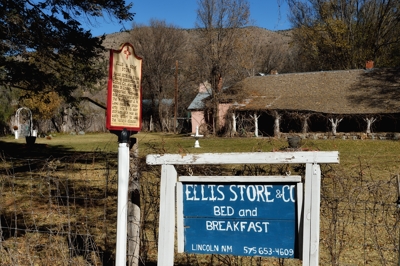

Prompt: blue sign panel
xmin=182 ymin=183 xmax=298 ymax=258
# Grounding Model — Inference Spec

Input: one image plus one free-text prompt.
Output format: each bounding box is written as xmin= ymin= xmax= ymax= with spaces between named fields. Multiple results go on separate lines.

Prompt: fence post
xmin=157 ymin=164 xmax=177 ymax=265
xmin=128 ymin=138 xmax=140 ymax=266
xmin=396 ymin=175 xmax=400 ymax=266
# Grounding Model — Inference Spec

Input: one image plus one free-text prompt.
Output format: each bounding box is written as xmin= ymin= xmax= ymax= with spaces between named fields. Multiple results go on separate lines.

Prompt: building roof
xmin=230 ymin=68 xmax=400 ymax=115
xmin=142 ymin=99 xmax=174 ymax=113
xmin=188 ymin=92 xmax=211 ymax=110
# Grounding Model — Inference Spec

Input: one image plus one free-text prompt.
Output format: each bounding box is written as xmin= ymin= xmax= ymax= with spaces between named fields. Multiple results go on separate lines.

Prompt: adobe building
xmin=188 ymin=65 xmax=400 ymax=139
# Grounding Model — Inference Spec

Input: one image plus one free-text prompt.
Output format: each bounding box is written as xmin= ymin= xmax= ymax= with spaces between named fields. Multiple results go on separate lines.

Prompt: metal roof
xmin=187 ymin=92 xmax=211 ymax=110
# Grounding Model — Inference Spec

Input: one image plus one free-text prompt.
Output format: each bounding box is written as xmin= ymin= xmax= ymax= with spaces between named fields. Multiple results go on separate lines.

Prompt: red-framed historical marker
xmin=106 ymin=43 xmax=143 ymax=131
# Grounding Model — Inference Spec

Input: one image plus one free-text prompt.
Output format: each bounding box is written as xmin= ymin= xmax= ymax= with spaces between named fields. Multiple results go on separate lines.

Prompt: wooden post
xmin=396 ymin=174 xmax=400 ymax=266
xmin=128 ymin=138 xmax=140 ymax=266
xmin=174 ymin=60 xmax=178 ymax=134
xmin=157 ymin=165 xmax=177 ymax=265
xmin=309 ymin=163 xmax=321 ymax=265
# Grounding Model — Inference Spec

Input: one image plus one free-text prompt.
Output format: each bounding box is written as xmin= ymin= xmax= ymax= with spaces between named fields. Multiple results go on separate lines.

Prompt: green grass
xmin=0 ymin=133 xmax=119 ymax=158
xmin=2 ymin=132 xmax=400 ymax=173
xmin=136 ymin=133 xmax=400 ymax=172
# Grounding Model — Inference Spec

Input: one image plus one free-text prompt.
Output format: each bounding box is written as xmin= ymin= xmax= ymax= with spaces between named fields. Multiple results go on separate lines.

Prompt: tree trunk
xmin=213 ymin=94 xmax=220 ymax=135
xmin=158 ymin=103 xmax=165 ymax=132
xmin=149 ymin=115 xmax=154 ymax=132
xmin=302 ymin=115 xmax=309 ymax=134
xmin=51 ymin=117 xmax=60 ymax=133
xmin=273 ymin=111 xmax=281 ymax=138
xmin=127 ymin=138 xmax=140 ymax=266
xmin=62 ymin=108 xmax=68 ymax=133
xmin=212 ymin=74 xmax=223 ymax=135
xmin=162 ymin=118 xmax=170 ymax=133
xmin=174 ymin=60 xmax=178 ymax=134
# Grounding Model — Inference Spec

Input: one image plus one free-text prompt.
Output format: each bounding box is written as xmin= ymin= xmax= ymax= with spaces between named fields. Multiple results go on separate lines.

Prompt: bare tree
xmin=129 ymin=20 xmax=187 ymax=132
xmin=231 ymin=27 xmax=291 ymax=76
xmin=194 ymin=0 xmax=250 ymax=135
xmin=283 ymin=0 xmax=400 ymax=70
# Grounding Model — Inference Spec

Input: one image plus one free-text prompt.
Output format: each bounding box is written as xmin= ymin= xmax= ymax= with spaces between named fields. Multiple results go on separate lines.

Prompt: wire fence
xmin=0 ymin=153 xmax=117 ymax=265
xmin=319 ymin=165 xmax=400 ymax=266
xmin=1 ymin=152 xmax=400 ymax=265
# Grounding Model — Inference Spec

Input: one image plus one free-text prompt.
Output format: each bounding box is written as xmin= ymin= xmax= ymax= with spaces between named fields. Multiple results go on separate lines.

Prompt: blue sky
xmin=85 ymin=0 xmax=291 ymax=36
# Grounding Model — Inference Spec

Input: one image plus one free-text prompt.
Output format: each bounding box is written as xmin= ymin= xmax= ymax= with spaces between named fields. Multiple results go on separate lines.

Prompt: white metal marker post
xmin=106 ymin=43 xmax=143 ymax=266
xmin=115 ymin=129 xmax=130 ymax=265
xmin=191 ymin=125 xmax=203 ymax=148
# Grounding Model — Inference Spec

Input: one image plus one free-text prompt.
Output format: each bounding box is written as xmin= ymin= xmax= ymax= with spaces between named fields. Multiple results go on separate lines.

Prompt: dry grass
xmin=2 ymin=133 xmax=400 ymax=265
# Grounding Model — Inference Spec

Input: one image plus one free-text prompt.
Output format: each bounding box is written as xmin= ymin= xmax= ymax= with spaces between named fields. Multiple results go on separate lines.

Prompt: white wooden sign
xmin=146 ymin=151 xmax=339 ymax=266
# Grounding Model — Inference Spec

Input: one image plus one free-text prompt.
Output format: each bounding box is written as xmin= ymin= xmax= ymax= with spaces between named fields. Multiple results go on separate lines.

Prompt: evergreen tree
xmin=0 ymin=0 xmax=134 ymax=98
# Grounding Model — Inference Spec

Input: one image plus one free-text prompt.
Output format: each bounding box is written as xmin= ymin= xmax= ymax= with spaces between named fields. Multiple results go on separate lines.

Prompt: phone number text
xmin=243 ymin=246 xmax=294 ymax=257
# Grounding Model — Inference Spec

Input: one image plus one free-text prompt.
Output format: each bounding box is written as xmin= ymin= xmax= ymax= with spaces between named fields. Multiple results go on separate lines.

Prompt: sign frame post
xmin=146 ymin=151 xmax=339 ymax=266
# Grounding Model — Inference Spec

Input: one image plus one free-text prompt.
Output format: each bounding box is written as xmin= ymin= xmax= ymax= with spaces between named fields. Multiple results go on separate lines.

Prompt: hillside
xmin=101 ymin=26 xmax=291 ymax=51
xmin=94 ymin=27 xmax=293 ymax=117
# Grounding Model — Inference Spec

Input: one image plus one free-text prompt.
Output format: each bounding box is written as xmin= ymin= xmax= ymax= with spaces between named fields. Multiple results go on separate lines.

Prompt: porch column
xmin=302 ymin=114 xmax=310 ymax=134
xmin=273 ymin=111 xmax=281 ymax=138
xmin=250 ymin=112 xmax=261 ymax=137
xmin=329 ymin=117 xmax=342 ymax=136
xmin=364 ymin=117 xmax=376 ymax=134
xmin=232 ymin=112 xmax=237 ymax=134
xmin=149 ymin=115 xmax=154 ymax=132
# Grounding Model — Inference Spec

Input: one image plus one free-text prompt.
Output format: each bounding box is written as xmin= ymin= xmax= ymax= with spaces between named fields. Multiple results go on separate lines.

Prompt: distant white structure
xmin=14 ymin=107 xmax=34 ymax=139
xmin=191 ymin=126 xmax=203 ymax=148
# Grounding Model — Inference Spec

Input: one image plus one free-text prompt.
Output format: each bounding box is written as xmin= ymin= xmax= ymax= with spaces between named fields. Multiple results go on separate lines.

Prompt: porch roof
xmin=230 ymin=68 xmax=400 ymax=115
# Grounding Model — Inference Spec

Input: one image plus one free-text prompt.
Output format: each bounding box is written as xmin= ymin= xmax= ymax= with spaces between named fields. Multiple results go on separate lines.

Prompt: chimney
xmin=366 ymin=60 xmax=374 ymax=70
xmin=199 ymin=82 xmax=210 ymax=93
xmin=217 ymin=76 xmax=222 ymax=92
